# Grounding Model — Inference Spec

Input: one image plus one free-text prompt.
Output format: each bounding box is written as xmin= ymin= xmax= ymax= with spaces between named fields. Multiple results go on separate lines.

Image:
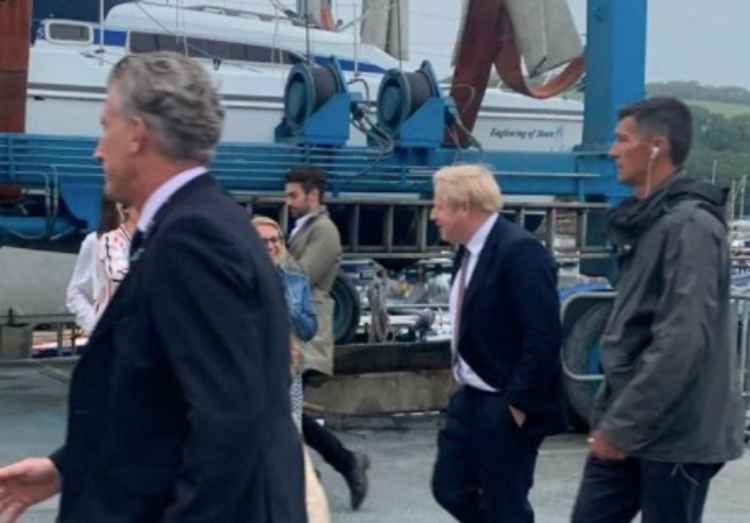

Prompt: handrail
xmin=561 ymin=293 xmax=750 ymax=404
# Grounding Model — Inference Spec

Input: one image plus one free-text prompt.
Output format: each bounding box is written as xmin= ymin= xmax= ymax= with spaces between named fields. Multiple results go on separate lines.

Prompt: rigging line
xmin=304 ymin=0 xmax=311 ymax=63
xmin=132 ymin=1 xmax=244 ymax=71
xmin=174 ymin=0 xmax=179 ymax=51
xmin=271 ymin=3 xmax=281 ymax=64
xmin=337 ymin=0 xmax=396 ymax=33
xmin=99 ymin=0 xmax=105 ymax=53
xmin=396 ymin=0 xmax=402 ymax=71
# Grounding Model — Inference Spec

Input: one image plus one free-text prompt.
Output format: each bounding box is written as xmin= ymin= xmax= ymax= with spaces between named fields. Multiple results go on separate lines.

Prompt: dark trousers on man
xmin=301 ymin=371 xmax=355 ymax=475
xmin=571 ymin=454 xmax=723 ymax=523
xmin=302 ymin=413 xmax=354 ymax=475
xmin=432 ymin=386 xmax=544 ymax=523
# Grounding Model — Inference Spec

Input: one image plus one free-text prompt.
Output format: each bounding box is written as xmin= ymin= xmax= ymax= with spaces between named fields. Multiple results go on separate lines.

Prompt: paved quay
xmin=2 ymin=364 xmax=748 ymax=522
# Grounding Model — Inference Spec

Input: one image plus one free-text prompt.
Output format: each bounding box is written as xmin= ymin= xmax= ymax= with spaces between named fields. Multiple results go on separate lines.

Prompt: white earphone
xmin=650 ymin=146 xmax=659 ymax=160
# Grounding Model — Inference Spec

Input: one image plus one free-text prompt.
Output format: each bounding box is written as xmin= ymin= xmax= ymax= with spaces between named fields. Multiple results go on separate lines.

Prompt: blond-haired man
xmin=430 ymin=165 xmax=565 ymax=522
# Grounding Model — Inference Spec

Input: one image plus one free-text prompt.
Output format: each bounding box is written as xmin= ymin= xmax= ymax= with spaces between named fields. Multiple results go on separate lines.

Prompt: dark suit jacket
xmin=454 ymin=215 xmax=565 ymax=435
xmin=51 ymin=175 xmax=305 ymax=522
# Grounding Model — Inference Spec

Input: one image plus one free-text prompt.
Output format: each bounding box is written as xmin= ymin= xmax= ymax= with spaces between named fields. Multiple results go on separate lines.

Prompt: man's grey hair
xmin=107 ymin=52 xmax=225 ymax=164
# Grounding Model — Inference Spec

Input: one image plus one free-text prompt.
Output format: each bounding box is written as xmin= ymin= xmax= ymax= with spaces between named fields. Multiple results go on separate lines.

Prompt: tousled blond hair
xmin=251 ymin=215 xmax=289 ymax=265
xmin=251 ymin=215 xmax=284 ymax=236
xmin=433 ymin=164 xmax=502 ymax=212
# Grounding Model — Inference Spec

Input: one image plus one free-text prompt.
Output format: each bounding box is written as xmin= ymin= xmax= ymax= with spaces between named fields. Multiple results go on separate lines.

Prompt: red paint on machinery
xmin=0 ymin=0 xmax=33 ymax=133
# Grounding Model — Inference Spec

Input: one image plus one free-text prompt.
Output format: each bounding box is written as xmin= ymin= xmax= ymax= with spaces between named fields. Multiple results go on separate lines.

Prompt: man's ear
xmin=309 ymin=188 xmax=321 ymax=204
xmin=651 ymin=136 xmax=669 ymax=160
xmin=128 ymin=116 xmax=148 ymax=155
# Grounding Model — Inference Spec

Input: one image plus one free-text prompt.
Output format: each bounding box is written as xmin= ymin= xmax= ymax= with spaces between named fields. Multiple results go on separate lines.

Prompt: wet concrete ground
xmin=2 ymin=364 xmax=749 ymax=522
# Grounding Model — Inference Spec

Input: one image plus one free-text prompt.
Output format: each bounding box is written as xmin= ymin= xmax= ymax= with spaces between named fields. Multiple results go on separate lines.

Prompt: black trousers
xmin=302 ymin=413 xmax=353 ymax=476
xmin=571 ymin=454 xmax=723 ymax=523
xmin=431 ymin=387 xmax=544 ymax=523
xmin=301 ymin=372 xmax=353 ymax=476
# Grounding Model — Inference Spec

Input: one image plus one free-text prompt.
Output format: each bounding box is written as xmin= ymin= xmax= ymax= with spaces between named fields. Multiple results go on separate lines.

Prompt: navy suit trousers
xmin=432 ymin=387 xmax=544 ymax=523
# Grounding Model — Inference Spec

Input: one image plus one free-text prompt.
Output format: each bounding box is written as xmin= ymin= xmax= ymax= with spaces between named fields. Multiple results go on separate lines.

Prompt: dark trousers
xmin=571 ymin=454 xmax=723 ymax=523
xmin=302 ymin=413 xmax=353 ymax=476
xmin=431 ymin=387 xmax=544 ymax=523
xmin=301 ymin=371 xmax=354 ymax=476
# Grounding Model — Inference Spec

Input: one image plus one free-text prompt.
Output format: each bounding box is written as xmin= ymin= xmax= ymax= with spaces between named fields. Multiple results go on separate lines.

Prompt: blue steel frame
xmin=0 ymin=0 xmax=647 ymax=245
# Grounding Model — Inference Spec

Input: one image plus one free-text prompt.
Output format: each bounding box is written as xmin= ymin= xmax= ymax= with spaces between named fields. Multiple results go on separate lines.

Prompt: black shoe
xmin=345 ymin=451 xmax=370 ymax=511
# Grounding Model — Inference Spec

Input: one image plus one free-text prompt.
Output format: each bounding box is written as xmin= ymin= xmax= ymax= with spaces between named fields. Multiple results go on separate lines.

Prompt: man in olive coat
xmin=285 ymin=166 xmax=371 ymax=510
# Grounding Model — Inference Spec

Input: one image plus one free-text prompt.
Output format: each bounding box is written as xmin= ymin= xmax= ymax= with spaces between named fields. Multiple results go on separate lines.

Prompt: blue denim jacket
xmin=280 ymin=268 xmax=317 ymax=342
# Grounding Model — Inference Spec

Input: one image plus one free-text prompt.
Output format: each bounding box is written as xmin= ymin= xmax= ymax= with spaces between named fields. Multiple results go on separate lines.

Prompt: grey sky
xmin=401 ymin=0 xmax=750 ymax=90
xmin=216 ymin=1 xmax=750 ymax=89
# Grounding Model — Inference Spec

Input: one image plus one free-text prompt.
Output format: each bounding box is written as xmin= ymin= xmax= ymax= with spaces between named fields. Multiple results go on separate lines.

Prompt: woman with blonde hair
xmin=252 ymin=215 xmax=330 ymax=523
xmin=252 ymin=215 xmax=316 ymax=425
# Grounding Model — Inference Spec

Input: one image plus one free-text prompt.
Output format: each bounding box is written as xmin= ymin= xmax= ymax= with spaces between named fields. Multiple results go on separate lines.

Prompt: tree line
xmin=645 ymin=83 xmax=750 ymax=184
xmin=649 ymin=81 xmax=750 ymax=107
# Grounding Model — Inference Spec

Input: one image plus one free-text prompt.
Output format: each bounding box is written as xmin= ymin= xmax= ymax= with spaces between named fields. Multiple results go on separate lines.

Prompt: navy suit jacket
xmin=51 ymin=175 xmax=305 ymax=522
xmin=453 ymin=215 xmax=566 ymax=435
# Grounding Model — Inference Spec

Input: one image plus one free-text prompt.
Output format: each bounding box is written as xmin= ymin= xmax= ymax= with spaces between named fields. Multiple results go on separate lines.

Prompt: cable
xmin=450 ymin=83 xmax=477 ymax=116
xmin=304 ymin=0 xmax=311 ymax=63
xmin=336 ymin=0 xmax=397 ymax=33
xmin=346 ymin=76 xmax=371 ymax=104
xmin=396 ymin=0 xmax=403 ymax=71
xmin=132 ymin=1 xmax=260 ymax=71
xmin=447 ymin=128 xmax=464 ymax=163
xmin=454 ymin=118 xmax=484 ymax=160
xmin=645 ymin=155 xmax=656 ymax=198
xmin=340 ymin=111 xmax=395 ymax=179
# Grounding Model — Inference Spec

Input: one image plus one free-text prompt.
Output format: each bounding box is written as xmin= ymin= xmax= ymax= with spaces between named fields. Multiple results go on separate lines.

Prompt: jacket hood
xmin=608 ymin=172 xmax=728 ymax=245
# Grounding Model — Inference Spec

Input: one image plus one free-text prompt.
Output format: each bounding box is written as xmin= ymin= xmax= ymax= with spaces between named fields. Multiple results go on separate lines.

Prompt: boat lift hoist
xmin=0 ymin=1 xmax=650 ymax=424
xmin=0 ymin=0 xmax=647 ymax=251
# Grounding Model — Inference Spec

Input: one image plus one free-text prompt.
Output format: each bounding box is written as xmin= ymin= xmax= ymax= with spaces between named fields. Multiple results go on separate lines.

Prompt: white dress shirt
xmin=137 ymin=166 xmax=208 ymax=233
xmin=450 ymin=213 xmax=499 ymax=392
xmin=289 ymin=213 xmax=312 ymax=241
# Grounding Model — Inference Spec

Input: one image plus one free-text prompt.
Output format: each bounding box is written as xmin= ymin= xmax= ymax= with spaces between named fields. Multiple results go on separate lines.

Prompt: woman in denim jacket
xmin=253 ymin=216 xmax=330 ymax=523
xmin=283 ymin=265 xmax=317 ymax=345
xmin=251 ymin=216 xmax=317 ymax=427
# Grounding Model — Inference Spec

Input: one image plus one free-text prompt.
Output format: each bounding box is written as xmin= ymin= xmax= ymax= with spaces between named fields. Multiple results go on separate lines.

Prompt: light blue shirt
xmin=137 ymin=166 xmax=208 ymax=233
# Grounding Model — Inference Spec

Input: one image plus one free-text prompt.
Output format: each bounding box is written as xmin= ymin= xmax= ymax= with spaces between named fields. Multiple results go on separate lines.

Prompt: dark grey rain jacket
xmin=592 ymin=173 xmax=745 ymax=463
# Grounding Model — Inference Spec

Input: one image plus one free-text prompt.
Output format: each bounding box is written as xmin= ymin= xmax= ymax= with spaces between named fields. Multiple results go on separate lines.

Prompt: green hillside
xmin=686 ymin=100 xmax=750 ymax=118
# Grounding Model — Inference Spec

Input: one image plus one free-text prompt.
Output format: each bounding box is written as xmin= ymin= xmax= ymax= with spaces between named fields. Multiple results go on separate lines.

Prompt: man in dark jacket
xmin=0 ymin=52 xmax=305 ymax=523
xmin=430 ymin=164 xmax=565 ymax=522
xmin=571 ymin=97 xmax=745 ymax=523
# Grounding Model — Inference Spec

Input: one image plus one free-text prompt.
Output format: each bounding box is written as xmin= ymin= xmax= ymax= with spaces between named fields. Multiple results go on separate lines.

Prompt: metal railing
xmin=732 ymin=297 xmax=750 ymax=434
xmin=0 ymin=313 xmax=82 ymax=363
xmin=561 ymin=294 xmax=750 ymax=437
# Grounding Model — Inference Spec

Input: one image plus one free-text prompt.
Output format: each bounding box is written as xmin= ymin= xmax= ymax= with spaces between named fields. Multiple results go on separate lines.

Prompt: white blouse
xmin=66 ymin=232 xmax=99 ymax=335
xmin=65 ymin=226 xmax=132 ymax=335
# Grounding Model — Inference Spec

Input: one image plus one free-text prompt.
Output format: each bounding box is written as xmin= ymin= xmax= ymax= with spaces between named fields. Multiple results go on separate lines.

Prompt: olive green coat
xmin=288 ymin=206 xmax=342 ymax=375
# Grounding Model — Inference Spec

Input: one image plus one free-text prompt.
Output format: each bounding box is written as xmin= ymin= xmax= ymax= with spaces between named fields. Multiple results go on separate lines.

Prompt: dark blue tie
xmin=129 ymin=229 xmax=145 ymax=261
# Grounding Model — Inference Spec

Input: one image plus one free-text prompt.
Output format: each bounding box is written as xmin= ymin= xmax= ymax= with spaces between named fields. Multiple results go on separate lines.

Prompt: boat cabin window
xmin=130 ymin=32 xmax=183 ymax=53
xmin=47 ymin=22 xmax=92 ymax=44
xmin=186 ymin=37 xmax=299 ymax=64
xmin=129 ymin=31 xmax=301 ymax=65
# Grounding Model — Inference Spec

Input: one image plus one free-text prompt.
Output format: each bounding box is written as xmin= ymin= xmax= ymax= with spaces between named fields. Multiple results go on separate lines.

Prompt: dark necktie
xmin=129 ymin=229 xmax=145 ymax=261
xmin=452 ymin=250 xmax=471 ymax=367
